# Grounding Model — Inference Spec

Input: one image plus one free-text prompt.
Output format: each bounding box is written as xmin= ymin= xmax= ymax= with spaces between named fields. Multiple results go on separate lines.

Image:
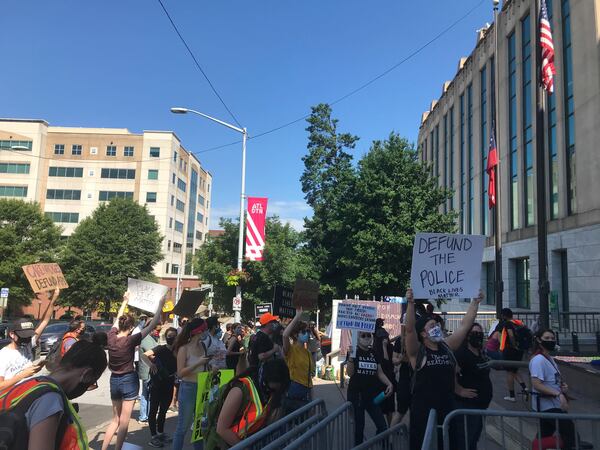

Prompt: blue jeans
xmin=138 ymin=379 xmax=150 ymax=421
xmin=172 ymin=381 xmax=203 ymax=450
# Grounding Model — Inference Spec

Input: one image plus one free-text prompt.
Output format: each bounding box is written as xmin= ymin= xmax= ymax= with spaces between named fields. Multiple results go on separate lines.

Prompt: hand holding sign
xmin=127 ymin=278 xmax=168 ymax=314
xmin=22 ymin=263 xmax=69 ymax=293
xmin=292 ymin=279 xmax=319 ymax=309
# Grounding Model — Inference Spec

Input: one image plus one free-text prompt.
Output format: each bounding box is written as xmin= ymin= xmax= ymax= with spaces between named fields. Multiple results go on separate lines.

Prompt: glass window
xmin=177 ymin=178 xmax=186 ymax=192
xmin=71 ymin=144 xmax=82 ymax=156
xmin=171 ymin=264 xmax=179 ymax=275
xmin=49 ymin=167 xmax=83 ymax=177
xmin=124 ymin=146 xmax=134 ymax=157
xmin=562 ymin=0 xmax=576 ymax=215
xmin=146 ymin=192 xmax=157 ymax=203
xmin=0 ymin=163 xmax=30 ymax=174
xmin=54 ymin=144 xmax=65 ymax=155
xmin=0 ymin=140 xmax=32 ymax=150
xmin=106 ymin=145 xmax=116 ymax=157
xmin=521 ymin=14 xmax=534 ymax=227
xmin=173 ymin=151 xmax=177 ymax=162
xmin=449 ymin=106 xmax=454 ymax=211
xmin=174 ymin=220 xmax=184 ymax=232
xmin=150 ymin=147 xmax=160 ymax=157
xmin=485 ymin=262 xmax=496 ymax=305
xmin=197 ymin=212 xmax=204 ymax=222
xmin=148 ymin=169 xmax=158 ymax=180
xmin=480 ymin=66 xmax=489 ymax=235
xmin=166 ymin=263 xmax=170 ymax=274
xmin=167 ymin=240 xmax=171 ymax=251
xmin=467 ymin=84 xmax=474 ymax=234
xmin=98 ymin=191 xmax=133 ymax=201
xmin=173 ymin=242 xmax=182 ymax=253
xmin=196 ymin=230 xmax=203 ymax=240
xmin=172 ymin=173 xmax=176 ymax=184
xmin=170 ymin=195 xmax=175 ymax=206
xmin=508 ymin=32 xmax=519 ymax=230
xmin=45 ymin=212 xmax=79 ymax=223
xmin=547 ymin=1 xmax=559 ymax=219
xmin=0 ymin=186 xmax=28 ymax=197
xmin=169 ymin=217 xmax=173 ymax=229
xmin=443 ymin=114 xmax=448 ymax=213
xmin=46 ymin=189 xmax=81 ymax=200
xmin=176 ymin=199 xmax=185 ymax=212
xmin=516 ymin=258 xmax=531 ymax=309
xmin=100 ymin=168 xmax=135 ymax=179
xmin=460 ymin=93 xmax=466 ymax=233
xmin=198 ymin=194 xmax=205 ymax=206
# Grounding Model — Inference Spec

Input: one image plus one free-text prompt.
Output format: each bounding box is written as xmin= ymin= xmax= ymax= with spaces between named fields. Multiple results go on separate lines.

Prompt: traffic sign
xmin=0 ymin=288 xmax=8 ymax=299
xmin=232 ymin=295 xmax=242 ymax=311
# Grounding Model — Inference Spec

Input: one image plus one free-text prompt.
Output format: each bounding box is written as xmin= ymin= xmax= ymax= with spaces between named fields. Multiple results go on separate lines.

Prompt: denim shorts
xmin=110 ymin=371 xmax=140 ymax=401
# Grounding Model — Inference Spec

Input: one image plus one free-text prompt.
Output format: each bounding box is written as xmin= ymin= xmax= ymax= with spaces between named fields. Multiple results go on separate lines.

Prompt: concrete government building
xmin=418 ymin=0 xmax=600 ymax=313
xmin=0 ymin=118 xmax=212 ymax=304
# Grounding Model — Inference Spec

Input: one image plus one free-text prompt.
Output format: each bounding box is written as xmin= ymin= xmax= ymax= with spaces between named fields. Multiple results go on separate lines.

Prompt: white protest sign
xmin=410 ymin=232 xmax=485 ymax=299
xmin=336 ymin=302 xmax=377 ymax=332
xmin=127 ymin=278 xmax=168 ymax=313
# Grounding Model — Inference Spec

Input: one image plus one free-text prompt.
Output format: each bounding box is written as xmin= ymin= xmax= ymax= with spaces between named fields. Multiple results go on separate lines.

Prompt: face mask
xmin=14 ymin=336 xmax=32 ymax=348
xmin=540 ymin=340 xmax=556 ymax=352
xmin=152 ymin=331 xmax=160 ymax=338
xmin=298 ymin=332 xmax=309 ymax=344
xmin=359 ymin=336 xmax=373 ymax=348
xmin=468 ymin=332 xmax=484 ymax=348
xmin=139 ymin=320 xmax=147 ymax=328
xmin=215 ymin=329 xmax=223 ymax=339
xmin=427 ymin=325 xmax=444 ymax=342
xmin=166 ymin=336 xmax=176 ymax=346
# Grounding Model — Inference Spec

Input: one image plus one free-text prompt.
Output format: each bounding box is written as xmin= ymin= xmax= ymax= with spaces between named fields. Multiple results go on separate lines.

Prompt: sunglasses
xmin=359 ymin=333 xmax=372 ymax=339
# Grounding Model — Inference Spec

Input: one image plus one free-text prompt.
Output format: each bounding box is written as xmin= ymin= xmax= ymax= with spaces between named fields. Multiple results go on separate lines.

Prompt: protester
xmin=0 ymin=339 xmax=107 ymax=450
xmin=282 ymin=307 xmax=314 ymax=407
xmin=222 ymin=323 xmax=233 ymax=345
xmin=453 ymin=323 xmax=493 ymax=450
xmin=137 ymin=324 xmax=159 ymax=423
xmin=529 ymin=328 xmax=592 ymax=449
xmin=485 ymin=321 xmax=502 ymax=360
xmin=204 ymin=316 xmax=228 ymax=370
xmin=405 ymin=288 xmax=483 ymax=450
xmin=498 ymin=308 xmax=528 ymax=402
xmin=248 ymin=313 xmax=281 ymax=368
xmin=141 ymin=327 xmax=178 ymax=448
xmin=101 ymin=292 xmax=166 ymax=450
xmin=346 ymin=330 xmax=394 ymax=445
xmin=226 ymin=323 xmax=246 ymax=373
xmin=373 ymin=317 xmax=395 ymax=425
xmin=307 ymin=321 xmax=322 ymax=376
xmin=392 ymin=326 xmax=411 ymax=426
xmin=204 ymin=359 xmax=291 ymax=449
xmin=172 ymin=318 xmax=211 ymax=450
xmin=177 ymin=317 xmax=189 ymax=334
xmin=0 ymin=289 xmax=59 ymax=391
xmin=60 ymin=319 xmax=86 ymax=356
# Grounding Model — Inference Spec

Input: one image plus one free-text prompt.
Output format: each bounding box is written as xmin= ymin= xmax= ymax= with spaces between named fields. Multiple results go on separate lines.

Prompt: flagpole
xmin=535 ymin=0 xmax=550 ymax=329
xmin=493 ymin=0 xmax=504 ymax=319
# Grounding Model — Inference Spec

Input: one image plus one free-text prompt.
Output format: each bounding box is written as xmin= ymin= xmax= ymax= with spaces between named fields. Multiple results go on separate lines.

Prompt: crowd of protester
xmin=0 ymin=286 xmax=590 ymax=450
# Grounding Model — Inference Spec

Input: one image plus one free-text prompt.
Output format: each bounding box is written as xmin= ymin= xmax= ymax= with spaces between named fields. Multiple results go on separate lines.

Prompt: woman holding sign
xmin=404 ymin=287 xmax=483 ymax=450
xmin=346 ymin=330 xmax=394 ymax=445
xmin=101 ymin=291 xmax=166 ymax=450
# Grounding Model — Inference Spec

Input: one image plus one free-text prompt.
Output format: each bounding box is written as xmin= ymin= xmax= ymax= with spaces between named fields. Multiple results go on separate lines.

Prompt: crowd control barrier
xmin=352 ymin=422 xmax=410 ymax=450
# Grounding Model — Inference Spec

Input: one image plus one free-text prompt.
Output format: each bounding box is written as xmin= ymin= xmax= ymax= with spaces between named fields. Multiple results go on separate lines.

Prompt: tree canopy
xmin=0 ymin=199 xmax=63 ymax=311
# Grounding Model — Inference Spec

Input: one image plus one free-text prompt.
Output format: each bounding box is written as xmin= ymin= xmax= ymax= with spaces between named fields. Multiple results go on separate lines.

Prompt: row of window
xmin=45 ymin=212 xmax=79 ymax=223
xmin=0 ymin=185 xmax=27 ymax=197
xmin=100 ymin=168 xmax=136 ymax=179
xmin=47 ymin=189 xmax=81 ymax=200
xmin=98 ymin=191 xmax=134 ymax=201
xmin=422 ymin=2 xmax=575 ymax=234
xmin=49 ymin=166 xmax=83 ymax=177
xmin=53 ymin=144 xmax=163 ymax=158
xmin=0 ymin=163 xmax=30 ymax=174
xmin=0 ymin=140 xmax=32 ymax=150
xmin=47 ymin=167 xmax=161 ymax=180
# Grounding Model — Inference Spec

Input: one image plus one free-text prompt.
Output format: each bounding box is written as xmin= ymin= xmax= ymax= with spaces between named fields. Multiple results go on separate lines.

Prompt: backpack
xmin=44 ymin=335 xmax=65 ymax=372
xmin=514 ymin=322 xmax=533 ymax=351
xmin=410 ymin=342 xmax=457 ymax=394
xmin=0 ymin=379 xmax=68 ymax=450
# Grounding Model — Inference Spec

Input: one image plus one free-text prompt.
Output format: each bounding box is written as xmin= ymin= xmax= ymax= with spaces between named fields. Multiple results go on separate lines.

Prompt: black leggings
xmin=148 ymin=380 xmax=174 ymax=436
xmin=539 ymin=408 xmax=576 ymax=449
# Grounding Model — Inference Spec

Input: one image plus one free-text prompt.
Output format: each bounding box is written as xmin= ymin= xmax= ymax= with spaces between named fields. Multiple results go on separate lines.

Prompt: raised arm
xmin=404 ymin=288 xmax=419 ymax=369
xmin=113 ymin=291 xmax=129 ymax=328
xmin=446 ymin=290 xmax=483 ymax=351
xmin=283 ymin=307 xmax=303 ymax=356
xmin=140 ymin=295 xmax=167 ymax=339
xmin=34 ymin=289 xmax=59 ymax=338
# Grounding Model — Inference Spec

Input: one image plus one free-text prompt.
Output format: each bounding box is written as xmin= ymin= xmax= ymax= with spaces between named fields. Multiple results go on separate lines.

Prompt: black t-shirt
xmin=248 ymin=331 xmax=273 ymax=367
xmin=393 ymin=337 xmax=412 ymax=379
xmin=151 ymin=345 xmax=177 ymax=384
xmin=455 ymin=346 xmax=493 ymax=407
xmin=412 ymin=346 xmax=455 ymax=411
xmin=348 ymin=347 xmax=381 ymax=397
xmin=373 ymin=327 xmax=390 ymax=362
xmin=226 ymin=339 xmax=241 ymax=370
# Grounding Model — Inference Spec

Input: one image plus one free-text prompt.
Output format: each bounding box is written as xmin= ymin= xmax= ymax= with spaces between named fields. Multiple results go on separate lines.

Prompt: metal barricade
xmin=442 ymin=409 xmax=600 ymax=450
xmin=229 ymin=399 xmax=327 ymax=450
xmin=353 ymin=422 xmax=410 ymax=450
xmin=283 ymin=402 xmax=354 ymax=450
xmin=421 ymin=409 xmax=438 ymax=450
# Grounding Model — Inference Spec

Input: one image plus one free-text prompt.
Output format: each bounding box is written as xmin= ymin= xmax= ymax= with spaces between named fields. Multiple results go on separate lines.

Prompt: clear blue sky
xmin=1 ymin=0 xmax=492 ymax=230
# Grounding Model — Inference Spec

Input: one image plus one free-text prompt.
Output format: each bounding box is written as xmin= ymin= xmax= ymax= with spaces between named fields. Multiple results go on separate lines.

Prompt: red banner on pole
xmin=245 ymin=197 xmax=268 ymax=261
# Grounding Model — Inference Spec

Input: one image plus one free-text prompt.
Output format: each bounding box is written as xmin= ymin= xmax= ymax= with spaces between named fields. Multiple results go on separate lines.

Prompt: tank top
xmin=182 ymin=343 xmax=207 ymax=383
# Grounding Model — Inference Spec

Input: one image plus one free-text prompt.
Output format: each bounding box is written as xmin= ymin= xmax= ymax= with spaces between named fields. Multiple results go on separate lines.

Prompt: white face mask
xmin=427 ymin=325 xmax=444 ymax=342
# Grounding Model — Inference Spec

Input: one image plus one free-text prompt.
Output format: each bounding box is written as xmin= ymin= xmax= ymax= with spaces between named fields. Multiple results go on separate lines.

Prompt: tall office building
xmin=418 ymin=0 xmax=600 ymax=312
xmin=0 ymin=118 xmax=212 ymax=297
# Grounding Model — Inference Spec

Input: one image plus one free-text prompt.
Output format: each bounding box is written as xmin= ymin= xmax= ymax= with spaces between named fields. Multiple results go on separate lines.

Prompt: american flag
xmin=539 ymin=0 xmax=556 ymax=93
xmin=486 ymin=127 xmax=498 ymax=209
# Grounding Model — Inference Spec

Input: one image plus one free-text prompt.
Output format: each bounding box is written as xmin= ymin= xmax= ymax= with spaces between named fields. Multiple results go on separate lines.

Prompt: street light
xmin=170 ymin=107 xmax=247 ymax=323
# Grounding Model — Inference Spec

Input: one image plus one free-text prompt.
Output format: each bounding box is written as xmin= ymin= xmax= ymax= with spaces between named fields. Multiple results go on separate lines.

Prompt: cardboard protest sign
xmin=191 ymin=369 xmax=235 ymax=442
xmin=336 ymin=302 xmax=377 ymax=332
xmin=172 ymin=289 xmax=207 ymax=317
xmin=410 ymin=232 xmax=485 ymax=299
xmin=22 ymin=263 xmax=69 ymax=293
xmin=126 ymin=278 xmax=167 ymax=314
xmin=292 ymin=279 xmax=319 ymax=309
xmin=273 ymin=284 xmax=295 ymax=318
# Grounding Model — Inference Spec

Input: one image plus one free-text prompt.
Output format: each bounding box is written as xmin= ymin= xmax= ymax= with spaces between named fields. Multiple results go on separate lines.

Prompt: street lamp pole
xmin=171 ymin=107 xmax=247 ymax=323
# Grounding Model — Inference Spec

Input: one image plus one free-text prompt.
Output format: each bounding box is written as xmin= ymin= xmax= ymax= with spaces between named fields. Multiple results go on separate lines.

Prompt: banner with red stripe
xmin=245 ymin=197 xmax=268 ymax=261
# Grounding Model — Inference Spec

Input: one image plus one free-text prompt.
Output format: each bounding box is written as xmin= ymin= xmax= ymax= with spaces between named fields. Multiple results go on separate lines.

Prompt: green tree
xmin=0 ymin=199 xmax=63 ymax=311
xmin=195 ymin=216 xmax=311 ymax=319
xmin=60 ymin=198 xmax=163 ymax=310
xmin=344 ymin=133 xmax=456 ymax=296
xmin=300 ymin=103 xmax=359 ymax=298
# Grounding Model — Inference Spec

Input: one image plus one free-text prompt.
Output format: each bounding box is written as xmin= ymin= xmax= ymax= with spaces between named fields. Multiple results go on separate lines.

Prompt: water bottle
xmin=373 ymin=391 xmax=386 ymax=405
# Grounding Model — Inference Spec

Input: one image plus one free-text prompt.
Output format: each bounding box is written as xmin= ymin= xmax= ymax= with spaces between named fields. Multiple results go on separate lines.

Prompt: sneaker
xmin=503 ymin=396 xmax=516 ymax=402
xmin=158 ymin=433 xmax=173 ymax=443
xmin=137 ymin=418 xmax=148 ymax=424
xmin=148 ymin=437 xmax=164 ymax=448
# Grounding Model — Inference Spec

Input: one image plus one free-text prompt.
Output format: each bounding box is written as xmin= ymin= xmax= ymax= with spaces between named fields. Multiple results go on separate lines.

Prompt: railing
xmin=421 ymin=409 xmax=438 ymax=450
xmin=284 ymin=402 xmax=354 ymax=450
xmin=442 ymin=409 xmax=600 ymax=450
xmin=352 ymin=422 xmax=409 ymax=450
xmin=229 ymin=399 xmax=327 ymax=450
xmin=439 ymin=312 xmax=497 ymax=334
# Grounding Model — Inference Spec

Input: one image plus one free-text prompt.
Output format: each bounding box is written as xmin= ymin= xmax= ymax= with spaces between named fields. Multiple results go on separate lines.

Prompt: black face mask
xmin=468 ymin=332 xmax=484 ymax=348
xmin=166 ymin=336 xmax=176 ymax=346
xmin=540 ymin=340 xmax=556 ymax=352
xmin=14 ymin=336 xmax=32 ymax=348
